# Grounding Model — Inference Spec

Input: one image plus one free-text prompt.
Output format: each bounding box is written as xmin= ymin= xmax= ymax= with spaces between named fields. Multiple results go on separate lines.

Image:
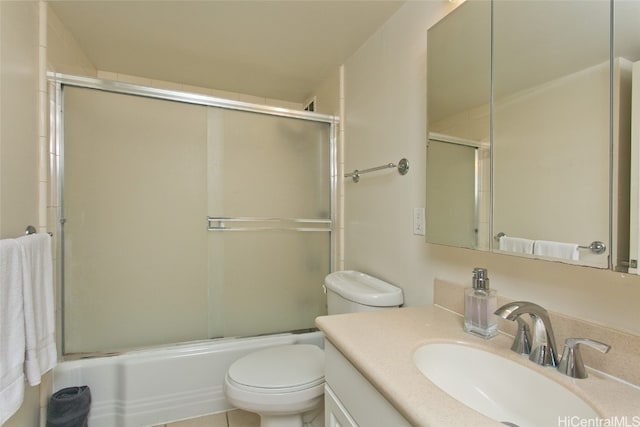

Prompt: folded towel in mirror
xmin=533 ymin=240 xmax=579 ymax=261
xmin=499 ymin=236 xmax=535 ymax=254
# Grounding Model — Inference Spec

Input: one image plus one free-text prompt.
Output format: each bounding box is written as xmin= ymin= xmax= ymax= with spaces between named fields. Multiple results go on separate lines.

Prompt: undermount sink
xmin=413 ymin=343 xmax=599 ymax=427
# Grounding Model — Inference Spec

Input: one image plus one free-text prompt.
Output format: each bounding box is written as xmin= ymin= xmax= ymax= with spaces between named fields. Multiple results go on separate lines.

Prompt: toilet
xmin=223 ymin=270 xmax=403 ymax=427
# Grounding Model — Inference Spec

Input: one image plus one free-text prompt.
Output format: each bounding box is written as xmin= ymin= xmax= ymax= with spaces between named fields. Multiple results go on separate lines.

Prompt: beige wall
xmin=1 ymin=1 xmax=39 ymax=238
xmin=96 ymin=69 xmax=303 ymax=111
xmin=47 ymin=4 xmax=96 ymax=77
xmin=342 ymin=1 xmax=640 ymax=336
xmin=343 ymin=1 xmax=453 ymax=307
xmin=1 ymin=2 xmax=46 ymax=426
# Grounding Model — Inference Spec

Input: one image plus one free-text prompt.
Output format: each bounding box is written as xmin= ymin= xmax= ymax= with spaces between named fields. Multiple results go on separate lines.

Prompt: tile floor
xmin=152 ymin=409 xmax=260 ymax=427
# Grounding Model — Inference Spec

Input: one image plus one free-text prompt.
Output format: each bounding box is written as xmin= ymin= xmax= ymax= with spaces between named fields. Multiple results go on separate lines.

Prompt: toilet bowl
xmin=224 ymin=344 xmax=325 ymax=427
xmin=224 ymin=271 xmax=403 ymax=427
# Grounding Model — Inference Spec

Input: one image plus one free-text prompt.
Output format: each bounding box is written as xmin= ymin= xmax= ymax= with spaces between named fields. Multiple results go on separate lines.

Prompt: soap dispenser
xmin=464 ymin=267 xmax=498 ymax=339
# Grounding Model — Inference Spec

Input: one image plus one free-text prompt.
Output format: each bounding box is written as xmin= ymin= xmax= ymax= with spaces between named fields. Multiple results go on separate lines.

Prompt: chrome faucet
xmin=495 ymin=301 xmax=559 ymax=367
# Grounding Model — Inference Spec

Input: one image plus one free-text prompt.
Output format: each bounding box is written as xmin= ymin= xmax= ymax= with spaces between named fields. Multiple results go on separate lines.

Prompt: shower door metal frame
xmin=49 ymin=72 xmax=338 ymax=356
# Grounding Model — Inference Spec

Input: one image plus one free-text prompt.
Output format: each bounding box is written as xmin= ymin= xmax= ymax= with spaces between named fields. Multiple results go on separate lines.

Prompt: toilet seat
xmin=224 ymin=344 xmax=325 ymax=418
xmin=226 ymin=344 xmax=324 ymax=393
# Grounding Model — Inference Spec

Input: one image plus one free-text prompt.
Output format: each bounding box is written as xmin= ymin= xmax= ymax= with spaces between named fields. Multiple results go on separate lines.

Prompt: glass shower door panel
xmin=207 ymin=108 xmax=331 ymax=219
xmin=208 ymin=232 xmax=330 ymax=338
xmin=63 ymin=87 xmax=209 ymax=353
xmin=207 ymin=108 xmax=331 ymax=338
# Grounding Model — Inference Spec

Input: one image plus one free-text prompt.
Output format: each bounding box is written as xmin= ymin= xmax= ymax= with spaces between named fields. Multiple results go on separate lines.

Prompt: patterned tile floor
xmin=152 ymin=409 xmax=260 ymax=427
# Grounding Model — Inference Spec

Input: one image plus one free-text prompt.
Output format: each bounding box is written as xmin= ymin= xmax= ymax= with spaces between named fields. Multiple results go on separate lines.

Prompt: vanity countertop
xmin=315 ymin=305 xmax=640 ymax=427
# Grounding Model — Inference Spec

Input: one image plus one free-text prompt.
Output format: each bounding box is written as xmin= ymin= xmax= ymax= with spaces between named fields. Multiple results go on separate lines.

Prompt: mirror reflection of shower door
xmin=426 ymin=138 xmax=479 ymax=249
xmin=62 ymin=85 xmax=332 ymax=354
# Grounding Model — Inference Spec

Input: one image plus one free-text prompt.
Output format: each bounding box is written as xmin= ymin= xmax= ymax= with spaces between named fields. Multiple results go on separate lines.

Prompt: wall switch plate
xmin=413 ymin=207 xmax=425 ymax=236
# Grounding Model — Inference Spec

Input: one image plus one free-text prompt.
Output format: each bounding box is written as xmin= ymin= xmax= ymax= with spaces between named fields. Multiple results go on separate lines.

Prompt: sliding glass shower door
xmin=205 ymin=107 xmax=331 ymax=338
xmin=61 ymin=84 xmax=333 ymax=354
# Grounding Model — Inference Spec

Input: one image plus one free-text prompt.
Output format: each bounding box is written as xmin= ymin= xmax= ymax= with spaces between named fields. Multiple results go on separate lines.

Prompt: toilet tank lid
xmin=324 ymin=270 xmax=403 ymax=307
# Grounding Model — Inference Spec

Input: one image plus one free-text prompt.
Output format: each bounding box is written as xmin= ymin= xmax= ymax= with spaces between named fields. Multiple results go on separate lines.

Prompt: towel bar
xmin=578 ymin=241 xmax=606 ymax=254
xmin=344 ymin=158 xmax=409 ymax=183
xmin=25 ymin=225 xmax=53 ymax=237
xmin=494 ymin=232 xmax=606 ymax=255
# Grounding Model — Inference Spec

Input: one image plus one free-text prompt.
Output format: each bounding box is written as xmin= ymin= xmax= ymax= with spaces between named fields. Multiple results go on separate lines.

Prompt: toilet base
xmin=259 ymin=413 xmax=302 ymax=427
xmin=258 ymin=404 xmax=324 ymax=427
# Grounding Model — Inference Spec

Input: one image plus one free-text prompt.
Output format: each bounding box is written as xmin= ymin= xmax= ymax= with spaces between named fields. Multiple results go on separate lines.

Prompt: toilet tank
xmin=324 ymin=270 xmax=404 ymax=315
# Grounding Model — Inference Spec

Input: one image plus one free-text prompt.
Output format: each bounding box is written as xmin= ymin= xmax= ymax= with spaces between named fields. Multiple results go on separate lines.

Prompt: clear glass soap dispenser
xmin=464 ymin=267 xmax=498 ymax=339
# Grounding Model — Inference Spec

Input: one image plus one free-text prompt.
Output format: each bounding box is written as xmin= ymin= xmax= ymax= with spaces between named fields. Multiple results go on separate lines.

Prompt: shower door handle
xmin=207 ymin=216 xmax=332 ymax=232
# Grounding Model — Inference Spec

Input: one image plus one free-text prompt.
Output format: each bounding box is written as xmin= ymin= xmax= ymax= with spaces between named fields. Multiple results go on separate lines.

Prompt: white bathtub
xmin=52 ymin=331 xmax=324 ymax=427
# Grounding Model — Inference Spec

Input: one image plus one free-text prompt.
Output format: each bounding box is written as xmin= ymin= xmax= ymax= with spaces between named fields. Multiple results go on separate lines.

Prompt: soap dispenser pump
xmin=464 ymin=267 xmax=498 ymax=339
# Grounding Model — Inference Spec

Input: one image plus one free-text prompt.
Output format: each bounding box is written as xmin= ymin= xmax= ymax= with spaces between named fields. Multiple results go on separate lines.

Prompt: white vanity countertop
xmin=316 ymin=305 xmax=640 ymax=427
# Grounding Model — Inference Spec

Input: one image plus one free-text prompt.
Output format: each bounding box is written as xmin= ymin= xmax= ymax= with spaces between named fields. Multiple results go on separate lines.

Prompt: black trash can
xmin=46 ymin=386 xmax=92 ymax=427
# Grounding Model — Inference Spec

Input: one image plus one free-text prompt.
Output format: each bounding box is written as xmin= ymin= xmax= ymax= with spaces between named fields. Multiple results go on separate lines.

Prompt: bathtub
xmin=52 ymin=331 xmax=324 ymax=427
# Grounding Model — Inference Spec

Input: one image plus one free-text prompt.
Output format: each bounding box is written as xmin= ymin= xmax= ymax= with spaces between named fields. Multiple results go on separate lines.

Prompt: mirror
xmin=493 ymin=0 xmax=611 ymax=269
xmin=617 ymin=0 xmax=640 ymax=273
xmin=426 ymin=0 xmax=491 ymax=250
xmin=426 ymin=0 xmax=640 ymax=271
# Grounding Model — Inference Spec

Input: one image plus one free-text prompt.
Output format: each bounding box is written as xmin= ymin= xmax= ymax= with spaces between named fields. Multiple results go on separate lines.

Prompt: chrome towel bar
xmin=345 ymin=158 xmax=409 ymax=183
xmin=25 ymin=225 xmax=53 ymax=237
xmin=579 ymin=241 xmax=607 ymax=254
xmin=494 ymin=232 xmax=606 ymax=254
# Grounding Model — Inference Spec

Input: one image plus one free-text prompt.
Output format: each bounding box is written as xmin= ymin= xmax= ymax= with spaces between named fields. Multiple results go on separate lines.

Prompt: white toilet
xmin=223 ymin=270 xmax=403 ymax=427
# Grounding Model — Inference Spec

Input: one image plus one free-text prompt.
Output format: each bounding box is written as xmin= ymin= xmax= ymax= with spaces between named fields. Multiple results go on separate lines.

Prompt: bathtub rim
xmin=60 ymin=328 xmax=323 ymax=362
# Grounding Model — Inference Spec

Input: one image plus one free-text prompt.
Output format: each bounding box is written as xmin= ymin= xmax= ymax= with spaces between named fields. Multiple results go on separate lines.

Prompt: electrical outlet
xmin=413 ymin=207 xmax=425 ymax=236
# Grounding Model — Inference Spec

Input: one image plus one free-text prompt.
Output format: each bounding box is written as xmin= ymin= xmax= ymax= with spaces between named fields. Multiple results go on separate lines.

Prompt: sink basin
xmin=413 ymin=343 xmax=599 ymax=427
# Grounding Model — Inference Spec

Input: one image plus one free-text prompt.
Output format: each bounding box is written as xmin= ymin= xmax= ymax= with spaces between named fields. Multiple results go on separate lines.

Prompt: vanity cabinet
xmin=324 ymin=341 xmax=411 ymax=427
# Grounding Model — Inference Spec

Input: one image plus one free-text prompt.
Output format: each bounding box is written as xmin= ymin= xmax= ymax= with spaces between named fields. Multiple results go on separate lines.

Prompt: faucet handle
xmin=510 ymin=315 xmax=532 ymax=355
xmin=557 ymin=338 xmax=610 ymax=379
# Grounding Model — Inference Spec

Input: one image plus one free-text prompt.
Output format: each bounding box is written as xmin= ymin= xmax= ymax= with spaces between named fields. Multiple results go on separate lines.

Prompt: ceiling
xmin=49 ymin=0 xmax=405 ymax=104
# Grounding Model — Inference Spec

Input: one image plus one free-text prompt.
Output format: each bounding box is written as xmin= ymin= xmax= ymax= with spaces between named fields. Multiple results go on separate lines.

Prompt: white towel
xmin=18 ymin=233 xmax=57 ymax=386
xmin=0 ymin=239 xmax=25 ymax=425
xmin=499 ymin=236 xmax=535 ymax=254
xmin=533 ymin=240 xmax=580 ymax=261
